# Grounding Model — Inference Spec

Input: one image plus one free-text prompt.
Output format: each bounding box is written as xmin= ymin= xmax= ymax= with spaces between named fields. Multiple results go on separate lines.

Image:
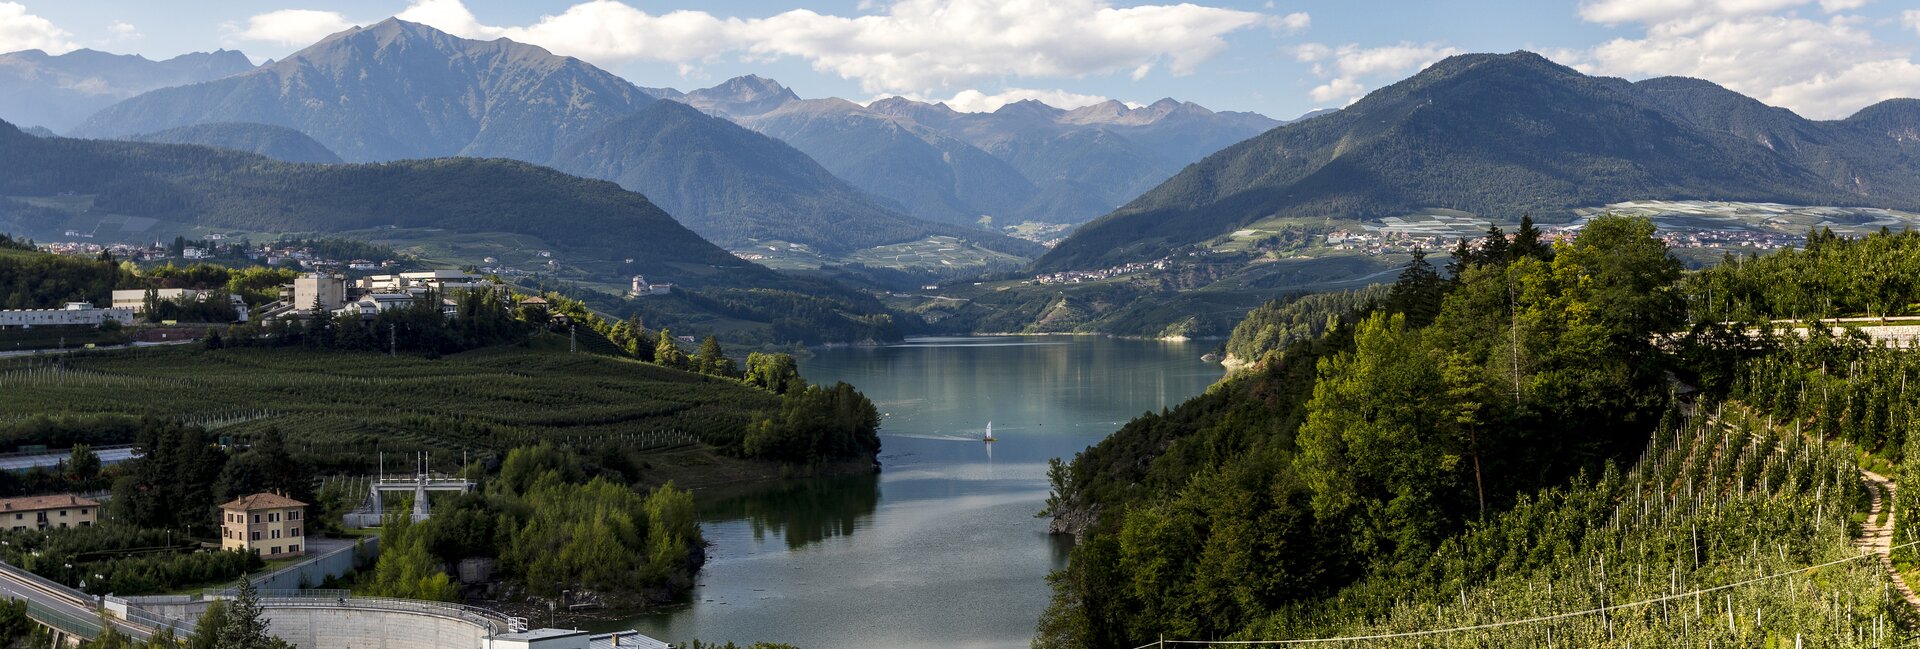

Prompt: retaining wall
xmin=261 ymin=604 xmax=492 ymax=649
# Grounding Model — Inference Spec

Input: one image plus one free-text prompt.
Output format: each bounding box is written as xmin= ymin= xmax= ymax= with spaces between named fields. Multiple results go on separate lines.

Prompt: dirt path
xmin=1857 ymin=469 xmax=1920 ymax=611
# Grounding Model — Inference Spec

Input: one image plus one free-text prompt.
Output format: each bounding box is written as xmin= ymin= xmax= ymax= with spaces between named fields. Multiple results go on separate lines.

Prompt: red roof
xmin=0 ymin=494 xmax=98 ymax=512
xmin=219 ymin=493 xmax=306 ymax=511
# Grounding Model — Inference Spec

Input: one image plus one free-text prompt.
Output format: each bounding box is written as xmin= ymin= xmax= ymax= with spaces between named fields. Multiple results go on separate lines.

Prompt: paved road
xmin=0 ymin=560 xmax=166 ymax=640
xmin=0 ymin=339 xmax=196 ymax=360
xmin=0 ymin=446 xmax=138 ymax=473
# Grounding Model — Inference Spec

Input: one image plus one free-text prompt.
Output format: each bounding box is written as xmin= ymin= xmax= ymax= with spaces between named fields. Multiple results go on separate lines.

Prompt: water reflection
xmin=702 ymin=472 xmax=880 ymax=551
xmin=616 ymin=337 xmax=1219 ymax=649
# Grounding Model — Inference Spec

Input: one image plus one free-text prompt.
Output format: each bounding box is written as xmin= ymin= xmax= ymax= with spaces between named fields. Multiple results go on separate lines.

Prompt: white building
xmin=361 ymin=271 xmax=495 ymax=293
xmin=111 ymin=288 xmax=202 ymax=312
xmin=338 ymin=293 xmax=419 ymax=319
xmin=629 ymin=276 xmax=672 ymax=297
xmin=0 ymin=302 xmax=135 ymax=329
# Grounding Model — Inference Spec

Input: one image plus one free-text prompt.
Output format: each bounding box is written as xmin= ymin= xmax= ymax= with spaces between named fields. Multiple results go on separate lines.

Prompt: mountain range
xmin=670 ymin=75 xmax=1283 ymax=227
xmin=69 ymin=19 xmax=1036 ymax=258
xmin=1038 ymin=51 xmax=1920 ymax=271
xmin=0 ymin=48 xmax=254 ymax=133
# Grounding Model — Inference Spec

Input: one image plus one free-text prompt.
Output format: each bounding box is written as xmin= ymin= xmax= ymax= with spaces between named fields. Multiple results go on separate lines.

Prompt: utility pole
xmin=389 ymin=324 xmax=396 ymax=357
xmin=570 ymin=325 xmax=577 ymax=354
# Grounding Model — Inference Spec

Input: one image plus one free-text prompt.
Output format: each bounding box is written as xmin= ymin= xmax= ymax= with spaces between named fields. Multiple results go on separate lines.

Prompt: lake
xmin=616 ymin=336 xmax=1221 ymax=648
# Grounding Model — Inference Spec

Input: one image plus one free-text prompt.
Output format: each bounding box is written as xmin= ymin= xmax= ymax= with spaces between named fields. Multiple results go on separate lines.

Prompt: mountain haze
xmin=130 ymin=123 xmax=342 ymax=164
xmin=0 ymin=48 xmax=254 ymax=133
xmin=672 ymin=77 xmax=1283 ymax=227
xmin=548 ymin=100 xmax=1032 ymax=254
xmin=1038 ymin=51 xmax=1919 ymax=271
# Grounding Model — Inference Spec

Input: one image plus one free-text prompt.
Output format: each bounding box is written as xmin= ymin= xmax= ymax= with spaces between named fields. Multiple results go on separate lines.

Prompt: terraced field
xmin=0 ymin=340 xmax=775 ymax=471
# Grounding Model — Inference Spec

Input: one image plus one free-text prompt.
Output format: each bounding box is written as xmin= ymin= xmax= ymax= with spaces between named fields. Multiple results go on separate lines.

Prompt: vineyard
xmin=1223 ymin=402 xmax=1910 ymax=647
xmin=0 ymin=343 xmax=778 ymax=471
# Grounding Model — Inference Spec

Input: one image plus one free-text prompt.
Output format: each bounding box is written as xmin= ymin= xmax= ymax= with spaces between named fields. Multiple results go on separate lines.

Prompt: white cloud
xmin=0 ymin=2 xmax=76 ymax=54
xmin=1817 ymin=0 xmax=1867 ymax=11
xmin=1278 ymin=12 xmax=1309 ymax=33
xmin=385 ymin=0 xmax=1268 ymax=95
xmin=1569 ymin=3 xmax=1920 ymax=119
xmin=1295 ymin=42 xmax=1459 ymax=106
xmin=896 ymin=87 xmax=1124 ymax=112
xmin=1308 ymin=78 xmax=1362 ymax=103
xmin=1904 ymin=9 xmax=1920 ymax=35
xmin=106 ymin=21 xmax=140 ymax=40
xmin=1577 ymin=0 xmax=1806 ymax=25
xmin=234 ymin=9 xmax=355 ymax=47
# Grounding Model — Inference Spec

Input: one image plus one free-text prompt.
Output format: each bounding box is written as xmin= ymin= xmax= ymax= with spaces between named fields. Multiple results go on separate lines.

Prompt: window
xmin=288 ymin=544 xmax=300 ymax=553
xmin=79 ymin=521 xmax=89 ymax=528
xmin=57 ymin=510 xmax=66 ymax=517
xmin=11 ymin=514 xmax=19 ymax=521
xmin=268 ymin=512 xmax=279 ymax=523
xmin=79 ymin=509 xmax=88 ymax=516
xmin=270 ymin=547 xmax=281 ymax=555
xmin=252 ymin=514 xmax=261 ymax=524
xmin=288 ymin=510 xmax=301 ymax=520
xmin=290 ymin=527 xmax=301 ymax=537
xmin=250 ymin=531 xmax=261 ymax=541
xmin=270 ymin=529 xmax=280 ymax=540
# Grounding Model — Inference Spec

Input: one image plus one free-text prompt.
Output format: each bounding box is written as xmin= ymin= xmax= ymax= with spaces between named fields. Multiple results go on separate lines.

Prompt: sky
xmin=1 ymin=0 xmax=1917 ymax=120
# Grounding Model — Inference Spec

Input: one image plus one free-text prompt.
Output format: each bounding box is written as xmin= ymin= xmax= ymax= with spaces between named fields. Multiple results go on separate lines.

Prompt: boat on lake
xmin=983 ymin=422 xmax=996 ymax=443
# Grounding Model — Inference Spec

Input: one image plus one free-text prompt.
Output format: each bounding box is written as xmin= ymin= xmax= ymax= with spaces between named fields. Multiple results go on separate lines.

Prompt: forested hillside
xmin=130 ymin=122 xmax=342 ymax=164
xmin=1036 ymin=217 xmax=1920 ymax=646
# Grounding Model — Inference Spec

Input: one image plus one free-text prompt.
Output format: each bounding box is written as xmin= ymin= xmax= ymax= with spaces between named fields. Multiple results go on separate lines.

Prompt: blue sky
xmin=4 ymin=0 xmax=1917 ymax=119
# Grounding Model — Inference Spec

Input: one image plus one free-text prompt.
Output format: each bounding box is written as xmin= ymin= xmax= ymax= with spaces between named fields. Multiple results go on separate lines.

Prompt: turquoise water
xmin=618 ymin=336 xmax=1221 ymax=648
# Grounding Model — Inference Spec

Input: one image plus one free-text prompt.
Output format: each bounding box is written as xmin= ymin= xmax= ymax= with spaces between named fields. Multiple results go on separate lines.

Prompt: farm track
xmin=1857 ymin=469 xmax=1920 ymax=613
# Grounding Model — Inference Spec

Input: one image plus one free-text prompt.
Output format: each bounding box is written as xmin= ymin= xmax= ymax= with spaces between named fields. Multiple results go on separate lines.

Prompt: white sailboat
xmin=983 ymin=421 xmax=997 ymax=443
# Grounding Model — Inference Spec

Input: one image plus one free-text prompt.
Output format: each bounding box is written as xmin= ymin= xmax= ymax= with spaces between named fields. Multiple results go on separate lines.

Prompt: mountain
xmin=737 ymin=97 xmax=1043 ymax=227
xmin=548 ymin=100 xmax=1034 ymax=254
xmin=681 ymin=75 xmax=800 ymax=118
xmin=0 ymin=48 xmax=254 ymax=133
xmin=1037 ymin=51 xmax=1918 ymax=271
xmin=674 ymin=77 xmax=1282 ymax=227
xmin=70 ymin=19 xmax=1023 ymax=261
xmin=1630 ymin=77 xmax=1920 ymax=205
xmin=0 ymin=118 xmax=755 ymax=285
xmin=130 ymin=123 xmax=342 ymax=164
xmin=72 ymin=19 xmax=652 ymax=163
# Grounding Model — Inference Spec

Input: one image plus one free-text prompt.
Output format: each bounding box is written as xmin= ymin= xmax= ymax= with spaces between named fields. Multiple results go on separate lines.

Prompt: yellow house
xmin=219 ymin=493 xmax=308 ymax=559
xmin=0 ymin=494 xmax=99 ymax=531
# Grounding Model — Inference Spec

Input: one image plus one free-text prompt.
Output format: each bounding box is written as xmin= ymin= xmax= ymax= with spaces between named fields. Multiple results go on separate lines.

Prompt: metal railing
xmin=254 ymin=595 xmax=513 ymax=634
xmin=201 ymin=588 xmax=350 ymax=600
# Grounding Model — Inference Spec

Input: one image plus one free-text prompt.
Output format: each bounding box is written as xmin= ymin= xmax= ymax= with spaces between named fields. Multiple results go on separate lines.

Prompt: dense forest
xmin=364 ymin=443 xmax=702 ymax=604
xmin=1036 ymin=216 xmax=1920 ymax=645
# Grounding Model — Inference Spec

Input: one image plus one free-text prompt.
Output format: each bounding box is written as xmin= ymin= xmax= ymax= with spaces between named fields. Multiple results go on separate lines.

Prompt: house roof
xmin=0 ymin=494 xmax=99 ymax=512
xmin=219 ymin=493 xmax=307 ymax=511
